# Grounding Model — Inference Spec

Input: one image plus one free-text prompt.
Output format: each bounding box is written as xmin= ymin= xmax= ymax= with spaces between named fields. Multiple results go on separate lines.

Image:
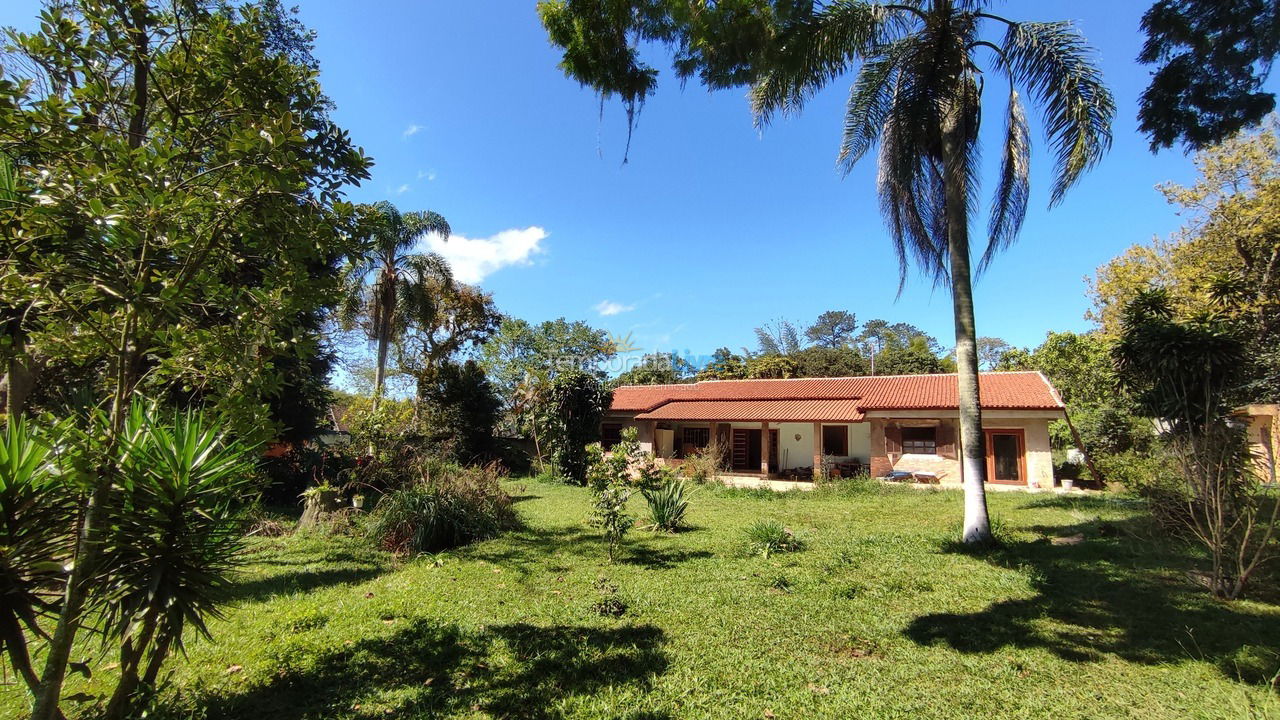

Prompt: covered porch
xmin=640 ymin=419 xmax=872 ymax=481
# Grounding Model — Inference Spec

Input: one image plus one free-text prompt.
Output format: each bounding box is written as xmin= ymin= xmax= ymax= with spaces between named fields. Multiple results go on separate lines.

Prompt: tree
xmin=805 ymin=310 xmax=858 ymax=348
xmin=418 ymin=360 xmax=503 ymax=464
xmin=1138 ymin=0 xmax=1280 ymax=152
xmin=976 ymin=337 xmax=1012 ymax=370
xmin=746 ymin=354 xmax=798 ymax=379
xmin=754 ymin=318 xmax=802 ymax=355
xmin=0 ymin=3 xmax=370 ymax=716
xmin=543 ymin=369 xmax=612 ymax=485
xmin=696 ymin=347 xmax=748 ymax=380
xmin=340 ymin=202 xmax=451 ymax=405
xmin=1088 ymin=123 xmax=1280 ymax=400
xmin=790 ymin=345 xmax=869 ymax=377
xmin=1113 ymin=288 xmax=1274 ymax=599
xmin=875 ymin=336 xmax=949 ymax=375
xmin=395 ymin=259 xmax=499 ymax=406
xmin=479 ymin=316 xmax=615 ymax=414
xmin=614 ymin=352 xmax=695 ymax=386
xmin=856 ymin=319 xmax=942 ymax=374
xmin=540 ymin=1 xmax=1114 ymax=544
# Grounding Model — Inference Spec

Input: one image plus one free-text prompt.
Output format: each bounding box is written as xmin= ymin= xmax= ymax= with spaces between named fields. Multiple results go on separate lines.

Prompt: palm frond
xmin=837 ymin=36 xmax=917 ymax=173
xmin=404 ymin=210 xmax=451 ymax=243
xmin=1000 ymin=20 xmax=1114 ymax=205
xmin=981 ymin=87 xmax=1031 ymax=273
xmin=751 ymin=1 xmax=910 ymax=126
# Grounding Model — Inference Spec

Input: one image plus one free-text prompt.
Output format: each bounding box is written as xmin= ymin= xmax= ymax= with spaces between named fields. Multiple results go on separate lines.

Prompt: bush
xmin=363 ymin=464 xmax=517 ymax=554
xmin=743 ymin=520 xmax=805 ymax=558
xmin=643 ymin=478 xmax=690 ymax=532
xmin=678 ymin=440 xmax=725 ymax=484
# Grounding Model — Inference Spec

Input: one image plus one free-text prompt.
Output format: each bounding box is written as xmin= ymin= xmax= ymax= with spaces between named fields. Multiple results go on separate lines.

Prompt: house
xmin=1235 ymin=403 xmax=1278 ymax=484
xmin=604 ymin=371 xmax=1067 ymax=488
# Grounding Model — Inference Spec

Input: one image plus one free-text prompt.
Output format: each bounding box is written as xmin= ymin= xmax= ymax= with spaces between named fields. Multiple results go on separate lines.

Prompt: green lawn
xmin=7 ymin=479 xmax=1280 ymax=719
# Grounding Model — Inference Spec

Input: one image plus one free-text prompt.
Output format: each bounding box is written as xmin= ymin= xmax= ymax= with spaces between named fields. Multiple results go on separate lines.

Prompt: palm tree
xmin=539 ymin=0 xmax=1113 ymax=544
xmin=340 ymin=201 xmax=451 ymax=406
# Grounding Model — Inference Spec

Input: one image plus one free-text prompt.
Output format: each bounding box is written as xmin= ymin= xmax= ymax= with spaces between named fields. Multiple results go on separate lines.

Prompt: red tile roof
xmin=636 ymin=399 xmax=865 ymax=423
xmin=614 ymin=372 xmax=1063 ymax=422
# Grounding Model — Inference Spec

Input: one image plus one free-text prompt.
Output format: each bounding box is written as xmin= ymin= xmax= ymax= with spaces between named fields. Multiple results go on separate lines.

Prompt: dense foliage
xmin=1138 ymin=0 xmax=1280 ymax=151
xmin=543 ymin=369 xmax=612 ymax=485
xmin=363 ymin=464 xmax=517 ymax=555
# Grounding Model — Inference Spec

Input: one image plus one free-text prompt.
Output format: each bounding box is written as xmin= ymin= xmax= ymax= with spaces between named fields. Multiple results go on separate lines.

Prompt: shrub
xmin=542 ymin=370 xmax=611 ymax=485
xmin=743 ymin=520 xmax=805 ymax=558
xmin=643 ymin=477 xmax=690 ymax=532
xmin=678 ymin=440 xmax=725 ymax=484
xmin=363 ymin=464 xmax=516 ymax=554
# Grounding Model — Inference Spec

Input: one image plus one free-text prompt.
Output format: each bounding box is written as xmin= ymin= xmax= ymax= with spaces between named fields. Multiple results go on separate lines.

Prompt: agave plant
xmin=643 ymin=477 xmax=690 ymax=533
xmin=0 ymin=418 xmax=76 ymax=695
xmin=95 ymin=405 xmax=258 ymax=720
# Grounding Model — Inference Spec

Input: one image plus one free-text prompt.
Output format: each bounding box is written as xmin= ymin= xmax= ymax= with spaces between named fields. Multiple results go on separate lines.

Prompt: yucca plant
xmin=95 ymin=406 xmax=258 ymax=720
xmin=643 ymin=477 xmax=690 ymax=533
xmin=0 ymin=418 xmax=76 ymax=696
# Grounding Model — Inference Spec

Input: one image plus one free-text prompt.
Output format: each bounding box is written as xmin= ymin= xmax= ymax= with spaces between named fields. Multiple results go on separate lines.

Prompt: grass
xmin=5 ymin=479 xmax=1280 ymax=719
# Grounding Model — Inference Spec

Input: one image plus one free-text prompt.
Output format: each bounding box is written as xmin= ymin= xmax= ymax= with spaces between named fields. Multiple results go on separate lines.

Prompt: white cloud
xmin=424 ymin=227 xmax=547 ymax=284
xmin=395 ymin=183 xmax=410 ymax=195
xmin=417 ymin=169 xmax=438 ymax=181
xmin=402 ymin=124 xmax=422 ymax=138
xmin=594 ymin=300 xmax=635 ymax=317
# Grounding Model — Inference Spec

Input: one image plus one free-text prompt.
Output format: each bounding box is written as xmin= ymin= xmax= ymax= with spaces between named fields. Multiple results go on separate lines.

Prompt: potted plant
xmin=351 ymin=493 xmax=365 ymax=510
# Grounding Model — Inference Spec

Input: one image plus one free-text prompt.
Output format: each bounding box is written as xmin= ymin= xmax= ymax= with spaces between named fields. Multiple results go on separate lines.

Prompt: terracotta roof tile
xmin=611 ymin=372 xmax=1062 ymax=417
xmin=635 ymin=399 xmax=865 ymax=422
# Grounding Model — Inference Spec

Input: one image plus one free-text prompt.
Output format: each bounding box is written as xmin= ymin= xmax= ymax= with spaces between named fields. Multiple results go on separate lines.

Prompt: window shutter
xmin=937 ymin=421 xmax=956 ymax=459
xmin=884 ymin=423 xmax=902 ymax=455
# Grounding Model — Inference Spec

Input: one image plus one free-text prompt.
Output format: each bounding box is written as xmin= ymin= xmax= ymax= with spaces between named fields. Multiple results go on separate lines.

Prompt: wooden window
xmin=601 ymin=423 xmax=622 ymax=450
xmin=821 ymin=425 xmax=848 ymax=456
xmin=901 ymin=426 xmax=937 ymax=454
xmin=683 ymin=427 xmax=710 ymax=449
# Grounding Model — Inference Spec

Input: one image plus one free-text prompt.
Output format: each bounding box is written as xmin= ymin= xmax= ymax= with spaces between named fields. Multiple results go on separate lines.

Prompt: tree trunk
xmin=942 ymin=95 xmax=992 ymax=546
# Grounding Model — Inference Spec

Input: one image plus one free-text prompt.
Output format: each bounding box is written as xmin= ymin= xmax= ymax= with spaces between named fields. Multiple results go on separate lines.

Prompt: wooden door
xmin=984 ymin=429 xmax=1026 ymax=484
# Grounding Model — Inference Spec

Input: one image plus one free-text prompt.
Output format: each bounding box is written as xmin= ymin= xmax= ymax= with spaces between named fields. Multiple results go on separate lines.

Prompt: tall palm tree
xmin=540 ymin=0 xmax=1113 ymax=543
xmin=340 ymin=201 xmax=450 ymax=405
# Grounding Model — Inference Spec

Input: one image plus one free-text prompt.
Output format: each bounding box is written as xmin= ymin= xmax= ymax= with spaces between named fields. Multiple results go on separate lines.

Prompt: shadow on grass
xmin=166 ymin=620 xmax=669 ymax=720
xmin=906 ymin=514 xmax=1280 ymax=680
xmin=230 ymin=566 xmax=387 ymax=603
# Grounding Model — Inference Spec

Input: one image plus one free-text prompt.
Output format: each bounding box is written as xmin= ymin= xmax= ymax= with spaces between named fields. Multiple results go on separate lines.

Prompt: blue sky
xmin=2 ymin=1 xmax=1254 ymax=370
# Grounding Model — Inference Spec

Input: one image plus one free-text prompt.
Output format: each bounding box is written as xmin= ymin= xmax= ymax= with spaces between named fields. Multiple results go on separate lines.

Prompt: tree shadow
xmin=172 ymin=619 xmax=669 ymax=720
xmin=508 ymin=493 xmax=543 ymax=504
xmin=621 ymin=545 xmax=714 ymax=570
xmin=229 ymin=566 xmax=387 ymax=603
xmin=905 ymin=514 xmax=1280 ymax=680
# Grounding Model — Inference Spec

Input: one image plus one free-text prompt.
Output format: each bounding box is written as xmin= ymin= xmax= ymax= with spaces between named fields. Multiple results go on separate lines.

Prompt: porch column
xmin=760 ymin=421 xmax=771 ymax=476
xmin=812 ymin=421 xmax=823 ymax=479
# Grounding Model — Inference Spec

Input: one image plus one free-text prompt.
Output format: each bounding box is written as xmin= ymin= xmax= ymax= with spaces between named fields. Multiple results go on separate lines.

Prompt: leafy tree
xmin=0 ymin=2 xmax=369 ymax=716
xmin=746 ymin=354 xmax=798 ymax=379
xmin=805 ymin=310 xmax=858 ymax=348
xmin=418 ymin=360 xmax=503 ymax=464
xmin=1113 ymin=288 xmax=1272 ymax=599
xmin=976 ymin=337 xmax=1012 ymax=370
xmin=394 ymin=258 xmax=499 ymax=406
xmin=614 ymin=352 xmax=695 ymax=386
xmin=875 ymin=336 xmax=949 ymax=376
xmin=695 ymin=347 xmax=748 ymax=380
xmin=1138 ymin=0 xmax=1280 ymax=152
xmin=753 ymin=318 xmax=802 ymax=355
xmin=1088 ymin=123 xmax=1280 ymax=400
xmin=543 ymin=370 xmax=612 ymax=485
xmin=539 ymin=0 xmax=1114 ymax=544
xmin=856 ymin=320 xmax=943 ymax=374
xmin=790 ymin=345 xmax=869 ymax=378
xmin=339 ymin=203 xmax=451 ymax=405
xmin=479 ymin=317 xmax=615 ymax=415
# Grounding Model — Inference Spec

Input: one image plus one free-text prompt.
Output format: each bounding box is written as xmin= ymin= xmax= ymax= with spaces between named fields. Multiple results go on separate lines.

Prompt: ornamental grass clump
xmin=743 ymin=520 xmax=805 ymax=558
xmin=364 ymin=463 xmax=516 ymax=555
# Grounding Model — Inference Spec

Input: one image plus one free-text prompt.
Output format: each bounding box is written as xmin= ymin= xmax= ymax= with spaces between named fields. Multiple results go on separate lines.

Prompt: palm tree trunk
xmin=942 ymin=98 xmax=993 ymax=546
